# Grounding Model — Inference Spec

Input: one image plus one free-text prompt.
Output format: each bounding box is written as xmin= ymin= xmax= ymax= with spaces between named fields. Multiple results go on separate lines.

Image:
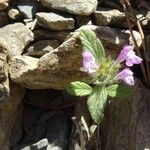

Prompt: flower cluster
xmin=82 ymin=45 xmax=142 ymax=86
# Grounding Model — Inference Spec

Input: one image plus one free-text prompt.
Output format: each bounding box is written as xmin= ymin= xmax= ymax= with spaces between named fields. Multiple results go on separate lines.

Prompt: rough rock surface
xmin=9 ymin=56 xmax=39 ymax=89
xmin=0 ymin=82 xmax=24 ymax=149
xmin=9 ymin=25 xmax=142 ymax=89
xmin=36 ymin=12 xmax=74 ymax=30
xmin=0 ymin=23 xmax=34 ymax=56
xmin=101 ymin=79 xmax=150 ymax=150
xmin=94 ymin=8 xmax=127 ymax=27
xmin=8 ymin=8 xmax=21 ymax=20
xmin=0 ymin=53 xmax=9 ymax=101
xmin=41 ymin=0 xmax=98 ymax=15
xmin=34 ymin=30 xmax=70 ymax=43
xmin=25 ymin=40 xmax=60 ymax=57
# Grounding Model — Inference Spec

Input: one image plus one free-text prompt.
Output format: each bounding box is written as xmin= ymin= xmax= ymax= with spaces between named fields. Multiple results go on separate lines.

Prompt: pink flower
xmin=116 ymin=68 xmax=134 ymax=85
xmin=82 ymin=51 xmax=98 ymax=74
xmin=115 ymin=45 xmax=142 ymax=66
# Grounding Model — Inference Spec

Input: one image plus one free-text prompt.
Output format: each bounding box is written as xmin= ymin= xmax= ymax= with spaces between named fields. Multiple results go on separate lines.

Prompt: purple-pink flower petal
xmin=115 ymin=45 xmax=142 ymax=67
xmin=115 ymin=46 xmax=133 ymax=63
xmin=116 ymin=68 xmax=134 ymax=85
xmin=82 ymin=51 xmax=98 ymax=74
xmin=125 ymin=50 xmax=142 ymax=66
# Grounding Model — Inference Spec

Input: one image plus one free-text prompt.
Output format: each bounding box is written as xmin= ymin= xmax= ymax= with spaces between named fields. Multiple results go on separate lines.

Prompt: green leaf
xmin=80 ymin=29 xmax=105 ymax=59
xmin=87 ymin=87 xmax=108 ymax=124
xmin=107 ymin=84 xmax=133 ymax=98
xmin=66 ymin=81 xmax=92 ymax=96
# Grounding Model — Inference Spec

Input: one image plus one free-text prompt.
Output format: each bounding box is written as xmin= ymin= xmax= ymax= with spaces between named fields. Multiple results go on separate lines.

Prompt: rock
xmin=8 ymin=8 xmax=21 ymax=20
xmin=9 ymin=56 xmax=39 ymax=89
xmin=100 ymin=79 xmax=150 ymax=150
xmin=25 ymin=40 xmax=60 ymax=57
xmin=13 ymin=113 xmax=68 ymax=150
xmin=14 ymin=138 xmax=49 ymax=150
xmin=140 ymin=10 xmax=150 ymax=29
xmin=46 ymin=112 xmax=68 ymax=150
xmin=0 ymin=82 xmax=25 ymax=149
xmin=0 ymin=12 xmax=8 ymax=26
xmin=9 ymin=25 xmax=142 ymax=89
xmin=0 ymin=53 xmax=9 ymax=101
xmin=18 ymin=0 xmax=38 ymax=19
xmin=41 ymin=0 xmax=98 ymax=15
xmin=0 ymin=0 xmax=10 ymax=10
xmin=94 ymin=8 xmax=128 ymax=28
xmin=0 ymin=52 xmax=12 ymax=103
xmin=0 ymin=23 xmax=34 ymax=56
xmin=21 ymin=107 xmax=47 ymax=144
xmin=36 ymin=12 xmax=74 ymax=30
xmin=34 ymin=29 xmax=70 ymax=43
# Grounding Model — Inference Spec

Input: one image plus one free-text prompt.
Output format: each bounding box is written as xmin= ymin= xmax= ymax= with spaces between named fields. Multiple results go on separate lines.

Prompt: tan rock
xmin=0 ymin=82 xmax=25 ymax=149
xmin=9 ymin=25 xmax=142 ymax=90
xmin=0 ymin=23 xmax=34 ymax=56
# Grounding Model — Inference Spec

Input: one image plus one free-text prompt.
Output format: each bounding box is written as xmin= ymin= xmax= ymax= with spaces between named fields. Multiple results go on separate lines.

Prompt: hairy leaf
xmin=66 ymin=81 xmax=92 ymax=96
xmin=107 ymin=84 xmax=133 ymax=98
xmin=80 ymin=29 xmax=105 ymax=59
xmin=87 ymin=87 xmax=108 ymax=124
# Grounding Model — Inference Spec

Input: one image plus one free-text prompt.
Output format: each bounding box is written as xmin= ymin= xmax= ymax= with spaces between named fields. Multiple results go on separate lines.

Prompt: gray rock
xmin=9 ymin=56 xmax=39 ymax=89
xmin=8 ymin=8 xmax=21 ymax=20
xmin=0 ymin=53 xmax=9 ymax=101
xmin=18 ymin=0 xmax=38 ymax=19
xmin=26 ymin=40 xmax=60 ymax=57
xmin=0 ymin=82 xmax=25 ymax=149
xmin=0 ymin=12 xmax=8 ymax=26
xmin=9 ymin=25 xmax=142 ymax=89
xmin=41 ymin=0 xmax=98 ymax=15
xmin=100 ymin=79 xmax=150 ymax=150
xmin=46 ymin=112 xmax=68 ymax=150
xmin=94 ymin=8 xmax=128 ymax=28
xmin=34 ymin=29 xmax=70 ymax=43
xmin=0 ymin=0 xmax=10 ymax=10
xmin=24 ymin=19 xmax=36 ymax=30
xmin=36 ymin=12 xmax=74 ymax=30
xmin=13 ymin=112 xmax=68 ymax=150
xmin=14 ymin=138 xmax=49 ymax=150
xmin=0 ymin=23 xmax=34 ymax=56
xmin=141 ymin=10 xmax=150 ymax=29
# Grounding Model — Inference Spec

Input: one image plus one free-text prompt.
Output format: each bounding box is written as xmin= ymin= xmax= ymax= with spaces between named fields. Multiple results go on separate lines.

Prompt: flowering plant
xmin=66 ymin=29 xmax=142 ymax=124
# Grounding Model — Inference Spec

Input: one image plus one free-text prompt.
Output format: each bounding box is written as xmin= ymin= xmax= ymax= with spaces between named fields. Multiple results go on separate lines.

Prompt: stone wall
xmin=0 ymin=0 xmax=150 ymax=149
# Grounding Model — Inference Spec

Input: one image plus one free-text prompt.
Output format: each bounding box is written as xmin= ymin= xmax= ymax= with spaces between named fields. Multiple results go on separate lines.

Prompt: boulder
xmin=94 ymin=8 xmax=127 ymax=28
xmin=36 ymin=12 xmax=74 ymax=30
xmin=101 ymin=79 xmax=150 ymax=150
xmin=41 ymin=0 xmax=98 ymax=15
xmin=0 ymin=23 xmax=34 ymax=56
xmin=0 ymin=82 xmax=25 ymax=149
xmin=8 ymin=8 xmax=21 ymax=20
xmin=9 ymin=25 xmax=142 ymax=89
xmin=34 ymin=29 xmax=70 ymax=43
xmin=0 ymin=53 xmax=9 ymax=101
xmin=25 ymin=40 xmax=59 ymax=57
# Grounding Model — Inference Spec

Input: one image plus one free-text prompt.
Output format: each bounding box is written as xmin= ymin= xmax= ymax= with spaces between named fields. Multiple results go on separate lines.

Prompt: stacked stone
xmin=0 ymin=0 xmax=149 ymax=149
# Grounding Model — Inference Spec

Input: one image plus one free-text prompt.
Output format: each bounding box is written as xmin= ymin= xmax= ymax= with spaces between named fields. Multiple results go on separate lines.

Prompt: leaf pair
xmin=66 ymin=81 xmax=133 ymax=124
